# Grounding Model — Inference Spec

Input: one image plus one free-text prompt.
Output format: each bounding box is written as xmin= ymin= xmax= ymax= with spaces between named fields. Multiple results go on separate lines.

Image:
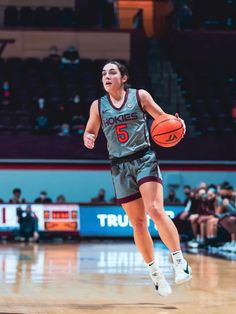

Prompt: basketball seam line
xmin=151 ymin=118 xmax=182 ymax=134
xmin=153 ymin=126 xmax=184 ymax=137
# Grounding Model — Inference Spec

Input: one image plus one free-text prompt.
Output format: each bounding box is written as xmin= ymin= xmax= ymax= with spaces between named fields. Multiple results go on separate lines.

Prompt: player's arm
xmin=139 ymin=89 xmax=186 ymax=135
xmin=84 ymin=100 xmax=101 ymax=149
xmin=138 ymin=89 xmax=165 ymax=119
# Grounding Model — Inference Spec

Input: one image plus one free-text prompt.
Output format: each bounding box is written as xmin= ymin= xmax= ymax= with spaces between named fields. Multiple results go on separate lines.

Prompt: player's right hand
xmin=84 ymin=133 xmax=95 ymax=149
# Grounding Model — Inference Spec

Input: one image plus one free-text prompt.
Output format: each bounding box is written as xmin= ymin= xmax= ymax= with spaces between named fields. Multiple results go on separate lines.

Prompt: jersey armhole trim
xmin=98 ymin=98 xmax=102 ymax=122
xmin=136 ymin=89 xmax=145 ymax=113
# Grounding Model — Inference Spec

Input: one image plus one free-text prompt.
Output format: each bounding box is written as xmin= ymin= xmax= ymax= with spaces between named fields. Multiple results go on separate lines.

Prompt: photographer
xmin=16 ymin=205 xmax=39 ymax=242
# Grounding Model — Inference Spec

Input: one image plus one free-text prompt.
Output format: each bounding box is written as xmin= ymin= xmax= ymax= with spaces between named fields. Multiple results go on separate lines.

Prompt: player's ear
xmin=122 ymin=75 xmax=128 ymax=83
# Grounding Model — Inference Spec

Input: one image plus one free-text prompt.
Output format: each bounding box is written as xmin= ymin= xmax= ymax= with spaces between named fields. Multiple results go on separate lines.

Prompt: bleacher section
xmin=169 ymin=31 xmax=236 ymax=136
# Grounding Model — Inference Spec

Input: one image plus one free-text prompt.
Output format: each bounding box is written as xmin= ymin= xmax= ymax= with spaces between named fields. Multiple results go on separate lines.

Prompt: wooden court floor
xmin=0 ymin=240 xmax=235 ymax=314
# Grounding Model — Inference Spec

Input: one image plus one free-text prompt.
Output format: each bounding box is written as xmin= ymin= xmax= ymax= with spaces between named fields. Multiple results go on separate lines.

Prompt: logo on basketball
xmin=166 ymin=134 xmax=178 ymax=142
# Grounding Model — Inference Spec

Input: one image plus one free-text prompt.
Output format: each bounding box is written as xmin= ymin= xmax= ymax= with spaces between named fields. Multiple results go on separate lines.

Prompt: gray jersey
xmin=99 ymin=88 xmax=150 ymax=158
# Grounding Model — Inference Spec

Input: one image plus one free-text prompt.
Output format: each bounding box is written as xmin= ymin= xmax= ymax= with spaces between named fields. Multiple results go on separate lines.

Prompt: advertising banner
xmin=79 ymin=205 xmax=183 ymax=237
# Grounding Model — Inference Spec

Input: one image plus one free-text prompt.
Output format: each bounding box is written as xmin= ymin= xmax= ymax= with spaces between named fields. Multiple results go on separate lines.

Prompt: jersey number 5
xmin=115 ymin=124 xmax=129 ymax=143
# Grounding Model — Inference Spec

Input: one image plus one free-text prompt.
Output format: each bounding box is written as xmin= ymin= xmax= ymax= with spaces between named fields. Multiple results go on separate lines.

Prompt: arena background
xmin=0 ymin=1 xmax=235 ymax=313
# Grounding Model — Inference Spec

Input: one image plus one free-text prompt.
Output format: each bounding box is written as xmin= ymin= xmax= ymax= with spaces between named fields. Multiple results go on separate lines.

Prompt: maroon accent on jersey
xmin=137 ymin=176 xmax=163 ymax=187
xmin=98 ymin=98 xmax=102 ymax=122
xmin=116 ymin=192 xmax=141 ymax=204
xmin=107 ymin=89 xmax=129 ymax=111
xmin=136 ymin=89 xmax=145 ymax=112
xmin=143 ymin=113 xmax=149 ymax=145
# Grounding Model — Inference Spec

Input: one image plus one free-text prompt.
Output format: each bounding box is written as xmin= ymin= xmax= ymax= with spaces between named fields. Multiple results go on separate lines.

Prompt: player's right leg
xmin=122 ymin=198 xmax=172 ymax=297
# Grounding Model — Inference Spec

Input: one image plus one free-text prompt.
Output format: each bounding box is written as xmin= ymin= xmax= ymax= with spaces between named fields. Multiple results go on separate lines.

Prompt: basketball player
xmin=84 ymin=61 xmax=192 ymax=297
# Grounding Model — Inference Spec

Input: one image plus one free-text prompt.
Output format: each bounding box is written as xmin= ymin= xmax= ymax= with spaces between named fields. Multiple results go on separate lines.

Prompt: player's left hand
xmin=175 ymin=113 xmax=186 ymax=137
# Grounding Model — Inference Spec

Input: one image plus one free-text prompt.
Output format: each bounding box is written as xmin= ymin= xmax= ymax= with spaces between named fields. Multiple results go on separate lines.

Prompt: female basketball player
xmin=84 ymin=61 xmax=192 ymax=297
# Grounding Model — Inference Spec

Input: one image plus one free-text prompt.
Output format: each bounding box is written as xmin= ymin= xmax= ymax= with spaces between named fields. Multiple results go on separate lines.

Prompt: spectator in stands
xmin=91 ymin=188 xmax=107 ymax=204
xmin=58 ymin=123 xmax=70 ymax=136
xmin=208 ymin=185 xmax=236 ymax=251
xmin=9 ymin=188 xmax=26 ymax=204
xmin=164 ymin=188 xmax=181 ymax=205
xmin=178 ymin=3 xmax=193 ymax=29
xmin=173 ymin=186 xmax=194 ymax=240
xmin=187 ymin=186 xmax=224 ymax=248
xmin=48 ymin=46 xmax=60 ymax=65
xmin=187 ymin=187 xmax=207 ymax=247
xmin=71 ymin=114 xmax=85 ymax=135
xmin=0 ymin=197 xmax=4 ymax=203
xmin=196 ymin=187 xmax=223 ymax=246
xmin=33 ymin=97 xmax=50 ymax=134
xmin=219 ymin=213 xmax=236 ymax=253
xmin=183 ymin=185 xmax=192 ymax=206
xmin=1 ymin=81 xmax=11 ymax=106
xmin=34 ymin=191 xmax=52 ymax=203
xmin=61 ymin=46 xmax=80 ymax=65
xmin=56 ymin=194 xmax=66 ymax=203
xmin=101 ymin=0 xmax=118 ymax=29
xmin=16 ymin=205 xmax=39 ymax=242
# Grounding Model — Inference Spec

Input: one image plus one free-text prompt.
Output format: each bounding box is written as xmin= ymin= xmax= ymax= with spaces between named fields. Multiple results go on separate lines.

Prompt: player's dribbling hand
xmin=84 ymin=133 xmax=95 ymax=149
xmin=175 ymin=113 xmax=186 ymax=137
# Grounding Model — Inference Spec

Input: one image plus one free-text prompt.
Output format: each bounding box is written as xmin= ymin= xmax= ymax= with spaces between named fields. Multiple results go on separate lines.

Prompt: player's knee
xmin=147 ymin=203 xmax=165 ymax=219
xmin=131 ymin=217 xmax=148 ymax=232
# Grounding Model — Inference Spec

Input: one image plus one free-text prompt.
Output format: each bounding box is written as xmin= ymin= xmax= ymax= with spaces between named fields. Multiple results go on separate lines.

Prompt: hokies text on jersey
xmin=102 ymin=112 xmax=138 ymax=127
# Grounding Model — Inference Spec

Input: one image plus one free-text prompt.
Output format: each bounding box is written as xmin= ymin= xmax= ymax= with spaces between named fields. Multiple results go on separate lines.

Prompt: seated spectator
xmin=164 ymin=188 xmax=181 ymax=205
xmin=48 ymin=46 xmax=60 ymax=65
xmin=187 ymin=187 xmax=207 ymax=247
xmin=61 ymin=46 xmax=80 ymax=65
xmin=1 ymin=80 xmax=11 ymax=107
xmin=219 ymin=214 xmax=236 ymax=252
xmin=34 ymin=191 xmax=52 ymax=203
xmin=0 ymin=197 xmax=3 ymax=203
xmin=183 ymin=185 xmax=192 ymax=206
xmin=109 ymin=196 xmax=116 ymax=204
xmin=207 ymin=185 xmax=236 ymax=250
xmin=91 ymin=188 xmax=107 ymax=204
xmin=188 ymin=187 xmax=224 ymax=248
xmin=173 ymin=186 xmax=194 ymax=240
xmin=58 ymin=123 xmax=70 ymax=136
xmin=101 ymin=0 xmax=118 ymax=29
xmin=71 ymin=114 xmax=85 ymax=135
xmin=9 ymin=188 xmax=26 ymax=203
xmin=33 ymin=97 xmax=50 ymax=134
xmin=56 ymin=194 xmax=66 ymax=203
xmin=16 ymin=205 xmax=39 ymax=242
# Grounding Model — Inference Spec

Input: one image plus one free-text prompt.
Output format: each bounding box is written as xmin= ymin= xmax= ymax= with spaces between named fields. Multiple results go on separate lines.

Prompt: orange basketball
xmin=150 ymin=114 xmax=184 ymax=147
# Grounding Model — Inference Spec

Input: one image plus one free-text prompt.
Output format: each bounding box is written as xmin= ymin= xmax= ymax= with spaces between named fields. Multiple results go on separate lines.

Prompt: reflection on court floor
xmin=0 ymin=241 xmax=235 ymax=314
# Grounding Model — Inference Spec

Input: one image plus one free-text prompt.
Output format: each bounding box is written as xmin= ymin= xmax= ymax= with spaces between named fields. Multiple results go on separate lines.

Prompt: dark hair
xmin=184 ymin=185 xmax=191 ymax=190
xmin=103 ymin=60 xmax=129 ymax=89
xmin=13 ymin=188 xmax=21 ymax=194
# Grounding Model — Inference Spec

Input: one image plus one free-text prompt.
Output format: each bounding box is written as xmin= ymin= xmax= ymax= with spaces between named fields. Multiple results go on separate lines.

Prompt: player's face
xmin=102 ymin=63 xmax=127 ymax=92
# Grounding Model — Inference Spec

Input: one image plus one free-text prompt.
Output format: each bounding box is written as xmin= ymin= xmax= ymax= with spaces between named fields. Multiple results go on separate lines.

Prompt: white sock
xmin=147 ymin=260 xmax=160 ymax=274
xmin=171 ymin=250 xmax=186 ymax=265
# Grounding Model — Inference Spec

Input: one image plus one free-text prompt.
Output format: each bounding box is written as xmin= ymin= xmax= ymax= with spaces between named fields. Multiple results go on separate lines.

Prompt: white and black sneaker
xmin=174 ymin=261 xmax=192 ymax=284
xmin=150 ymin=270 xmax=172 ymax=297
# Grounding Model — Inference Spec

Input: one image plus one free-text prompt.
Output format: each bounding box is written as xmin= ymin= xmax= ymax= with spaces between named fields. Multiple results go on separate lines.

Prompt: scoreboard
xmin=0 ymin=204 xmax=79 ymax=232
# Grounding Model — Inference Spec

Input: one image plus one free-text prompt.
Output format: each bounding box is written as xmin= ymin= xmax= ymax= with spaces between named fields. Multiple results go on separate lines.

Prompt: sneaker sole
xmin=175 ymin=273 xmax=192 ymax=285
xmin=155 ymin=285 xmax=172 ymax=297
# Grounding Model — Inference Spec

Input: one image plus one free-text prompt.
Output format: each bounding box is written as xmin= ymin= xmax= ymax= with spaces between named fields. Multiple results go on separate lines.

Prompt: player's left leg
xmin=139 ymin=181 xmax=192 ymax=284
